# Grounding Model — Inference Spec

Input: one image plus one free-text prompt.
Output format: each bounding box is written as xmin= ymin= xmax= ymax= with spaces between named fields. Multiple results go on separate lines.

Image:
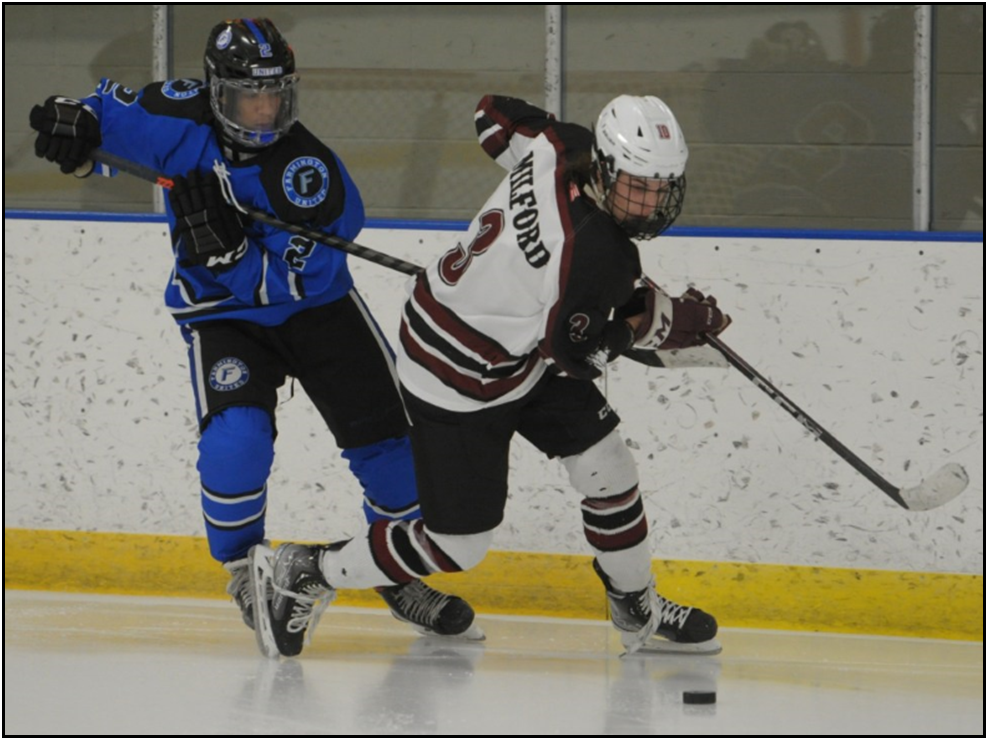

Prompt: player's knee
xmin=425 ymin=528 xmax=495 ymax=572
xmin=198 ymin=406 xmax=275 ymax=491
xmin=561 ymin=430 xmax=639 ymax=498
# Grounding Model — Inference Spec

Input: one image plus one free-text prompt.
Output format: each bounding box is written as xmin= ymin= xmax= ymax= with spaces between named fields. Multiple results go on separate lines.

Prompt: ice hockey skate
xmin=225 ymin=542 xmax=273 ymax=630
xmin=593 ymin=560 xmax=721 ymax=656
xmin=377 ymin=580 xmax=485 ymax=641
xmin=250 ymin=543 xmax=336 ymax=659
xmin=223 ymin=557 xmax=256 ymax=629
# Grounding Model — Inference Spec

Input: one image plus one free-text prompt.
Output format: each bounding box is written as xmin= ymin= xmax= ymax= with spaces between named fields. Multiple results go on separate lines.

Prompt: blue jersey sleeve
xmin=78 ymin=78 xmax=362 ymax=326
xmin=85 ymin=78 xmax=216 ymax=178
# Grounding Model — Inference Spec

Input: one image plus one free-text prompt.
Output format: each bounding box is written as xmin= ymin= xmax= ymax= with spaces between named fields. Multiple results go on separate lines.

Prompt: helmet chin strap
xmin=214 ymin=123 xmax=264 ymax=162
xmin=583 ymin=181 xmax=606 ymax=210
xmin=584 ymin=172 xmax=629 ymax=230
xmin=583 ymin=167 xmax=608 ymax=211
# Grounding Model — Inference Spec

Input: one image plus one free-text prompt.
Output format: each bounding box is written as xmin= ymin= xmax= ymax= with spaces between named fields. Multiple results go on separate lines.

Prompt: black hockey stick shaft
xmin=703 ymin=334 xmax=909 ymax=509
xmin=88 ymin=148 xmax=424 ymax=276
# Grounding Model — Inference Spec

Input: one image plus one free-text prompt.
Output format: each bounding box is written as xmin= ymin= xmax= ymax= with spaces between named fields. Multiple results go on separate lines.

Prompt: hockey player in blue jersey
xmin=29 ymin=17 xmax=480 ymax=652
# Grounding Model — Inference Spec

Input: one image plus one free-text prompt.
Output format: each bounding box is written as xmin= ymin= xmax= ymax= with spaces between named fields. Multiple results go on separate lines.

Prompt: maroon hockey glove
xmin=169 ymin=170 xmax=248 ymax=271
xmin=630 ymin=284 xmax=730 ymax=350
xmin=661 ymin=288 xmax=731 ymax=349
xmin=29 ymin=96 xmax=102 ymax=175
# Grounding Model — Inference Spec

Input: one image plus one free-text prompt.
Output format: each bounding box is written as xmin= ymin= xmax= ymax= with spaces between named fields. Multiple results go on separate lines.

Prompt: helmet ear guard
xmin=591 ymin=95 xmax=688 ymax=239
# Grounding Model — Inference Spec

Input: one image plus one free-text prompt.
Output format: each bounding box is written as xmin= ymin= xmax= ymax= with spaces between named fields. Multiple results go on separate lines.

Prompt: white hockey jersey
xmin=397 ymin=96 xmax=643 ymax=412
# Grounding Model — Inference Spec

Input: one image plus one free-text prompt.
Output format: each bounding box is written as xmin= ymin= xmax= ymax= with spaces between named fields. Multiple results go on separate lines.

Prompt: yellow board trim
xmin=3 ymin=528 xmax=983 ymax=641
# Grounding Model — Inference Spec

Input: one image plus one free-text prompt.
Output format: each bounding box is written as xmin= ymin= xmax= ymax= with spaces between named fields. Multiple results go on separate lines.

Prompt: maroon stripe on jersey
xmin=477 ymin=120 xmax=509 ymax=161
xmin=475 ymin=95 xmax=507 ymax=159
xmin=412 ymin=277 xmax=522 ymax=367
xmin=400 ymin=319 xmax=542 ymax=402
xmin=410 ymin=520 xmax=462 ymax=573
xmin=476 ymin=95 xmax=553 ymax=160
xmin=537 ymin=126 xmax=580 ymax=368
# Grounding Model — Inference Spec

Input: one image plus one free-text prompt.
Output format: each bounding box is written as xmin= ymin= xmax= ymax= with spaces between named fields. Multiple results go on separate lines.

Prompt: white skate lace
xmin=225 ymin=550 xmax=273 ymax=616
xmin=275 ymin=581 xmax=333 ymax=641
xmin=622 ymin=579 xmax=692 ymax=655
xmin=224 ymin=560 xmax=253 ymax=612
xmin=393 ymin=580 xmax=449 ymax=628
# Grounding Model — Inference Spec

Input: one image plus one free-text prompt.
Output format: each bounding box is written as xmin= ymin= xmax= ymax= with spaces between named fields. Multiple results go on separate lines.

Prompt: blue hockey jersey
xmin=85 ymin=77 xmax=363 ymax=326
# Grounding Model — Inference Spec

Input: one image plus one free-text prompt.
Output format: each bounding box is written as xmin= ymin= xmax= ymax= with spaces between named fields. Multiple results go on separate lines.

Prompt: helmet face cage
xmin=204 ymin=18 xmax=298 ymax=148
xmin=597 ymin=163 xmax=686 ymax=240
xmin=210 ymin=75 xmax=299 ymax=148
xmin=592 ymin=95 xmax=689 ymax=239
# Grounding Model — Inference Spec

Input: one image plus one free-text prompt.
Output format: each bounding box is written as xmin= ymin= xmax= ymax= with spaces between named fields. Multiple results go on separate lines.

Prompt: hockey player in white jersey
xmin=251 ymin=94 xmax=731 ymax=658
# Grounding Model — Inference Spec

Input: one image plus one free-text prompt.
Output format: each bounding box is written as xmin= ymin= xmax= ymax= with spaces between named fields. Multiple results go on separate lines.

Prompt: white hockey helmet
xmin=592 ymin=95 xmax=688 ymax=239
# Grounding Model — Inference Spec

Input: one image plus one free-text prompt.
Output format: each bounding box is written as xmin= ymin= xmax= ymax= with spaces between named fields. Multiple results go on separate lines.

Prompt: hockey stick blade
xmin=621 ymin=345 xmax=729 ymax=369
xmin=898 ymin=462 xmax=969 ymax=511
xmin=703 ymin=334 xmax=969 ymax=511
xmin=85 ymin=148 xmax=423 ymax=276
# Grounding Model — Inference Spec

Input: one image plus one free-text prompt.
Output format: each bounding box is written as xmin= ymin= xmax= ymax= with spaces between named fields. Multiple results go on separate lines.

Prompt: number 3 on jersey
xmin=438 ymin=210 xmax=504 ymax=286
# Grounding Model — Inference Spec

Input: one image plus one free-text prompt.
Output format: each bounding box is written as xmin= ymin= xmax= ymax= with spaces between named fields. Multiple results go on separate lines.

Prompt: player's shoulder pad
xmin=543 ymin=120 xmax=594 ymax=176
xmin=257 ymin=123 xmax=347 ymax=228
xmin=139 ymin=79 xmax=212 ymax=123
xmin=553 ymin=120 xmax=593 ymax=153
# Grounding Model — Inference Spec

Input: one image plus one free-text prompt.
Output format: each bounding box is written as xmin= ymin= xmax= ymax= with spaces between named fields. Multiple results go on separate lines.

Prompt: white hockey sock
xmin=317 ymin=538 xmax=393 ymax=589
xmin=317 ymin=521 xmax=492 ymax=588
xmin=593 ymin=540 xmax=654 ymax=594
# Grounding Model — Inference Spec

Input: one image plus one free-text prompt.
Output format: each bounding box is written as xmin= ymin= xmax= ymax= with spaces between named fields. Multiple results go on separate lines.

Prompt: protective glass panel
xmin=4 ymin=5 xmax=154 ymax=212
xmin=566 ymin=5 xmax=920 ymax=230
xmin=933 ymin=5 xmax=983 ymax=231
xmin=173 ymin=5 xmax=547 ymax=221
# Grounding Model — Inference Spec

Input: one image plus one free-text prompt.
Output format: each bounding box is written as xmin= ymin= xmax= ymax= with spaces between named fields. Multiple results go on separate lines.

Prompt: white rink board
xmin=4 ymin=218 xmax=984 ymax=575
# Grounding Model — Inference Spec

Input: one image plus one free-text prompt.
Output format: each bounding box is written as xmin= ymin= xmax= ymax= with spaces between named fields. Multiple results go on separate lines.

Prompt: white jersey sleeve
xmin=474 ymin=95 xmax=557 ymax=171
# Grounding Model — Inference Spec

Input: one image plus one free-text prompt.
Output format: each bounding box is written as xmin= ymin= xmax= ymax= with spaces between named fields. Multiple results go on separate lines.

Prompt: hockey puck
xmin=682 ymin=690 xmax=716 ymax=705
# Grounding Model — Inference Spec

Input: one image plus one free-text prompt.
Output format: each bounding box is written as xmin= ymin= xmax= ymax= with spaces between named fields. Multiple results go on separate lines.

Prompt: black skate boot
xmin=250 ymin=543 xmax=336 ymax=658
xmin=593 ymin=559 xmax=720 ymax=655
xmin=377 ymin=580 xmax=485 ymax=640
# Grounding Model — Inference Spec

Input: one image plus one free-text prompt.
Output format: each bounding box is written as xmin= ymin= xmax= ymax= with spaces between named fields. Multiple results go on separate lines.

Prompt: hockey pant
xmin=199 ymin=405 xmax=421 ymax=563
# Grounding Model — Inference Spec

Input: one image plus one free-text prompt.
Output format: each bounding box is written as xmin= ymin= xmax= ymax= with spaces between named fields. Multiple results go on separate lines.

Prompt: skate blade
xmin=248 ymin=544 xmax=281 ymax=659
xmin=622 ymin=637 xmax=722 ymax=657
xmin=410 ymin=621 xmax=487 ymax=642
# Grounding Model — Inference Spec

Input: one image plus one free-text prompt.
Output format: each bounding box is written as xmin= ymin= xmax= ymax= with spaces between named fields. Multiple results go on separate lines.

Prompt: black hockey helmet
xmin=204 ymin=18 xmax=299 ymax=148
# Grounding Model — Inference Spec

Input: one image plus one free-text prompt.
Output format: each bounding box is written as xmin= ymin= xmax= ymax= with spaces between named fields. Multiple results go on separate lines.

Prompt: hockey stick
xmin=86 ymin=148 xmax=423 ymax=276
xmin=702 ymin=333 xmax=969 ymax=511
xmin=91 ymin=147 xmax=970 ymax=510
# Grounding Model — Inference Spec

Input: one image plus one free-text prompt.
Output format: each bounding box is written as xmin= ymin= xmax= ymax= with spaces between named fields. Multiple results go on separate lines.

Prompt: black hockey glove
xmin=169 ymin=170 xmax=248 ymax=271
xmin=29 ymin=96 xmax=102 ymax=175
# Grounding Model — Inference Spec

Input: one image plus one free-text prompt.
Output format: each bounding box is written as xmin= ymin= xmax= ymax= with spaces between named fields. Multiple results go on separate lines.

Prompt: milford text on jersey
xmin=508 ymin=153 xmax=550 ymax=268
